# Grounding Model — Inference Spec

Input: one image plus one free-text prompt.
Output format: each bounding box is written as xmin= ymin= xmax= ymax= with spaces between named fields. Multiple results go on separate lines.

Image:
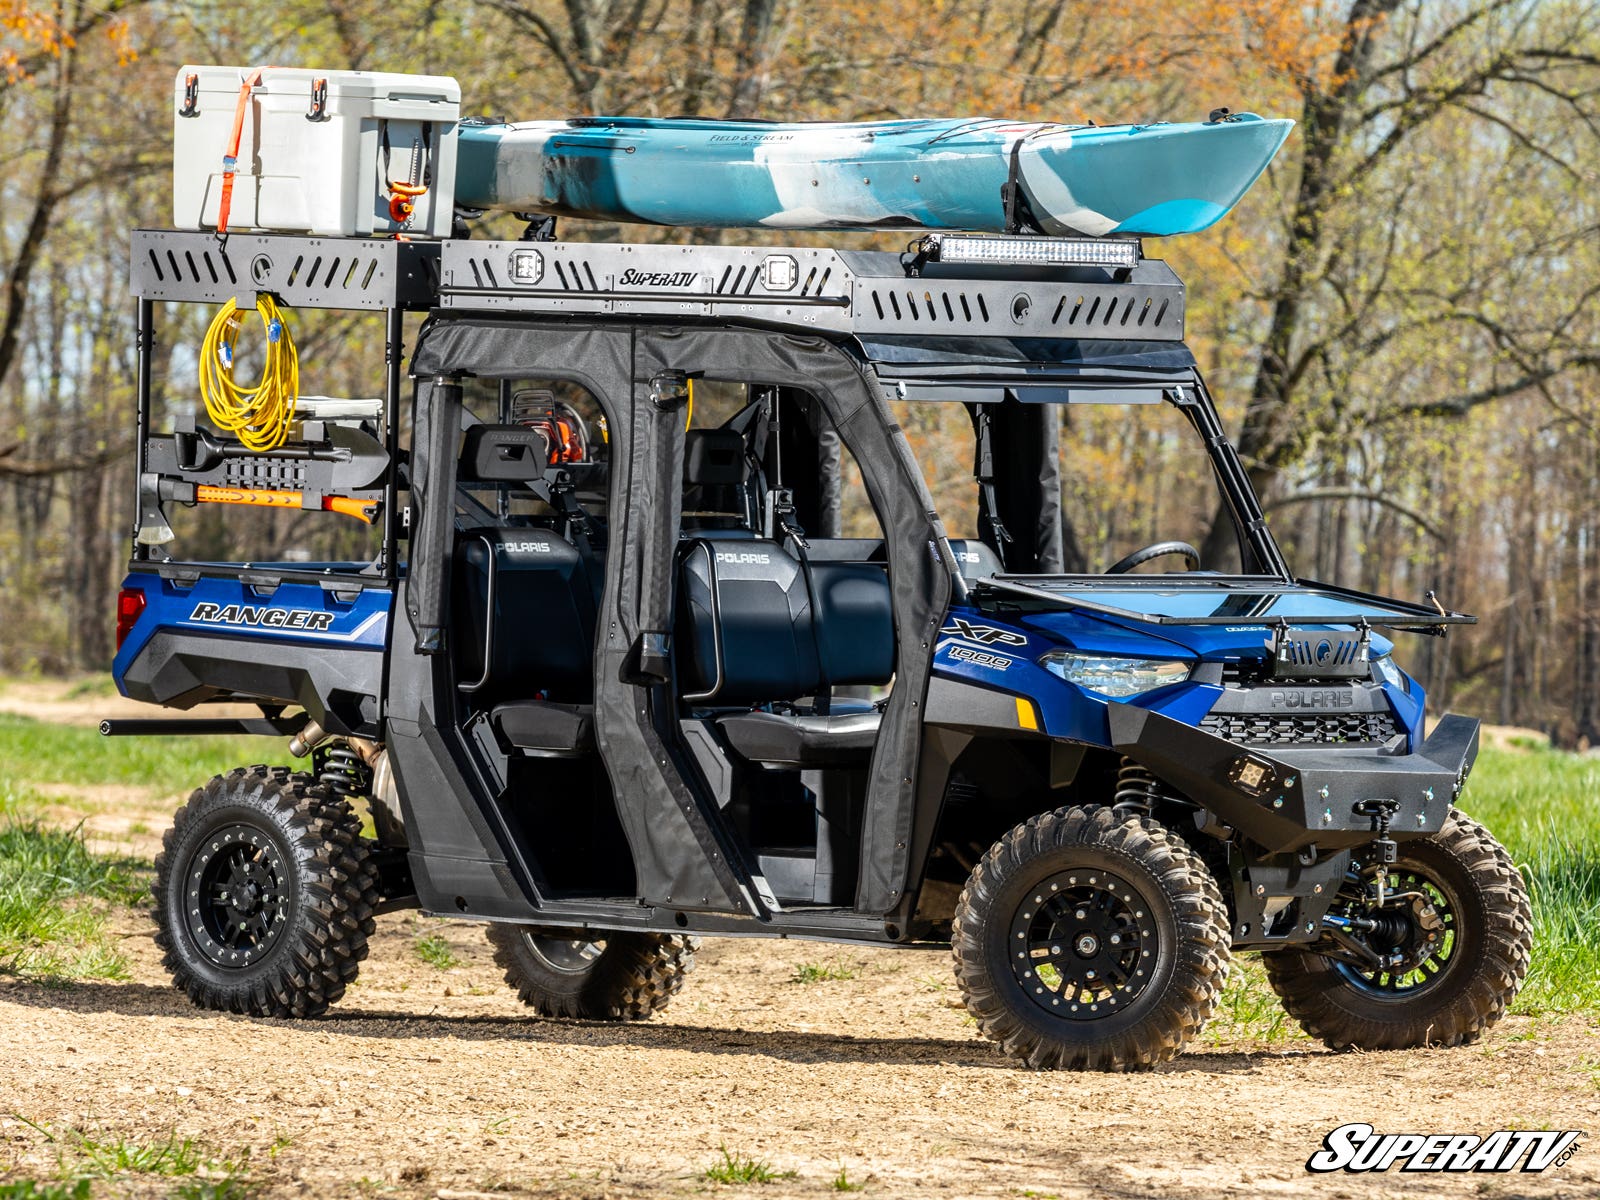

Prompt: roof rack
xmin=130 ymin=229 xmax=440 ymax=311
xmin=438 ymin=238 xmax=1184 ymax=341
xmin=128 ymin=228 xmax=1186 ymax=343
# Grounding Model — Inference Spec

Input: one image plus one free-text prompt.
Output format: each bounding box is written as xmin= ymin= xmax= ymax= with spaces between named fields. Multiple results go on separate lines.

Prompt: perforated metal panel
xmin=129 ymin=229 xmax=441 ymax=310
xmin=438 ymin=239 xmax=1185 ymax=341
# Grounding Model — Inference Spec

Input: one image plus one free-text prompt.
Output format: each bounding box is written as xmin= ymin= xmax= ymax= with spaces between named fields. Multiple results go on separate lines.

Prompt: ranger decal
xmin=188 ymin=602 xmax=335 ymax=632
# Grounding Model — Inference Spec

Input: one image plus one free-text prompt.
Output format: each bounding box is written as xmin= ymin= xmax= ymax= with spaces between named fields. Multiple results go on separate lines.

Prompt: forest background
xmin=2 ymin=0 xmax=1598 ymax=740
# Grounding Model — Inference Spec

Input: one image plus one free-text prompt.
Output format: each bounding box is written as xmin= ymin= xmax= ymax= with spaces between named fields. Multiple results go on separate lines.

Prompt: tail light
xmin=115 ymin=587 xmax=146 ymax=649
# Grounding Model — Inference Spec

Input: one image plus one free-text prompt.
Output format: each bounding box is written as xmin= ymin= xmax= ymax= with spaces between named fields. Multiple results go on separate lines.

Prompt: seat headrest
xmin=947 ymin=539 xmax=1004 ymax=579
xmin=684 ymin=430 xmax=749 ymax=487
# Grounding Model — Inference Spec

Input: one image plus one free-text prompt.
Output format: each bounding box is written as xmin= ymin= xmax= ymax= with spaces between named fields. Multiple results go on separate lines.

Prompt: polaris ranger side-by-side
xmin=108 ymin=222 xmax=1532 ymax=1070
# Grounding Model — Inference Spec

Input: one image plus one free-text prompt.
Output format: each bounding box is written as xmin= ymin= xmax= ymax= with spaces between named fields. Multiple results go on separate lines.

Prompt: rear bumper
xmin=1106 ymin=705 xmax=1478 ymax=853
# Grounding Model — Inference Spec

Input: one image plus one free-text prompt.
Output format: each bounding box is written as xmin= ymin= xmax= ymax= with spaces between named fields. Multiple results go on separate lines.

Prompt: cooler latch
xmin=179 ymin=73 xmax=200 ymax=118
xmin=306 ymin=77 xmax=329 ymax=123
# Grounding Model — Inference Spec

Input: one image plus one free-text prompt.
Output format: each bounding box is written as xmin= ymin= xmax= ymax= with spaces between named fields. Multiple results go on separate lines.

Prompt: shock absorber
xmin=1113 ymin=758 xmax=1168 ymax=819
xmin=318 ymin=742 xmax=367 ymax=801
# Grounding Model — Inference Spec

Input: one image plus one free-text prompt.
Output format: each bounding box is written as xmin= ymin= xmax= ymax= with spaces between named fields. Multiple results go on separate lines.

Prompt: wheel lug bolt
xmin=1075 ymin=909 xmax=1086 ymax=920
xmin=1109 ymin=935 xmax=1121 ymax=946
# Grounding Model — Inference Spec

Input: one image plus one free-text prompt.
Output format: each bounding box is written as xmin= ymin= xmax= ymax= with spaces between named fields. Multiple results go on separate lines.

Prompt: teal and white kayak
xmin=454 ymin=113 xmax=1293 ymax=237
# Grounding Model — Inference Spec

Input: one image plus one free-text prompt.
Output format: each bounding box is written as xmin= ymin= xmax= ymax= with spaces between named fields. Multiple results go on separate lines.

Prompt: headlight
xmin=1372 ymin=654 xmax=1410 ymax=693
xmin=1040 ymin=651 xmax=1192 ymax=698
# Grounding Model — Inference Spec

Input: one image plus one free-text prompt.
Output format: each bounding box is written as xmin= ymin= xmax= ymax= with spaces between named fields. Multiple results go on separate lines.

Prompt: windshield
xmin=889 ymin=384 xmax=1259 ymax=576
xmin=982 ymin=578 xmax=1470 ymax=627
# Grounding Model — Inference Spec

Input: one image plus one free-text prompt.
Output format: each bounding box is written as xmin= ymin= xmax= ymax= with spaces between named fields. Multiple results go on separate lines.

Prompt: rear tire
xmin=1263 ymin=809 xmax=1531 ymax=1050
xmin=153 ymin=766 xmax=378 ymax=1017
xmin=487 ymin=924 xmax=696 ymax=1020
xmin=952 ymin=805 xmax=1231 ymax=1070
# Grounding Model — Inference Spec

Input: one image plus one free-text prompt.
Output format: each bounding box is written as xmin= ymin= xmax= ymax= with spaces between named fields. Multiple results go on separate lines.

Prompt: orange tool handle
xmin=195 ymin=485 xmax=378 ymax=525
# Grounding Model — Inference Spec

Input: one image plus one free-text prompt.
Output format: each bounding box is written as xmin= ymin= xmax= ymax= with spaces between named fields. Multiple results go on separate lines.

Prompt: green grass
xmin=0 ymin=710 xmax=263 ymax=984
xmin=701 ymin=1147 xmax=794 ymax=1185
xmin=414 ymin=931 xmax=460 ymax=971
xmin=0 ymin=1182 xmax=91 ymax=1200
xmin=1460 ymin=746 xmax=1600 ymax=1013
xmin=831 ymin=1165 xmax=866 ymax=1191
xmin=791 ymin=961 xmax=857 ymax=984
xmin=62 ymin=676 xmax=118 ymax=700
xmin=0 ymin=788 xmax=146 ymax=981
xmin=0 ymin=712 xmax=260 ymax=796
xmin=11 ymin=1119 xmax=256 ymax=1194
xmin=1206 ymin=959 xmax=1297 ymax=1045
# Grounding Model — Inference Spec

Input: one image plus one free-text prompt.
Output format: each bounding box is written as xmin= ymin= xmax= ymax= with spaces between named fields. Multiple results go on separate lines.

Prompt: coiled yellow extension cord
xmin=199 ymin=296 xmax=300 ymax=451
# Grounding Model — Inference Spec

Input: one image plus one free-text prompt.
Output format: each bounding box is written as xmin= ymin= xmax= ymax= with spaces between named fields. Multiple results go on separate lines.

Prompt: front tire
xmin=487 ymin=924 xmax=697 ymax=1020
xmin=1263 ymin=810 xmax=1531 ymax=1050
xmin=152 ymin=766 xmax=378 ymax=1018
xmin=952 ymin=805 xmax=1231 ymax=1070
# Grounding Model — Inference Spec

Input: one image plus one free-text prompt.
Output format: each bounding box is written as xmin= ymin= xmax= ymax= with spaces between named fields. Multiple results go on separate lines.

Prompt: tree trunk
xmin=1199 ymin=0 xmax=1404 ymax=570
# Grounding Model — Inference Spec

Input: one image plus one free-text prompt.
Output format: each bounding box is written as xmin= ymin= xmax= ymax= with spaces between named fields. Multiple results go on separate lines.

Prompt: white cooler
xmin=172 ymin=65 xmax=461 ymax=238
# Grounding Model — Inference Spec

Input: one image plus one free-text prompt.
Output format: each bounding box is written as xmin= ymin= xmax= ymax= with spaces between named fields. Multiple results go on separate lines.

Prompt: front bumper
xmin=1106 ymin=705 xmax=1478 ymax=853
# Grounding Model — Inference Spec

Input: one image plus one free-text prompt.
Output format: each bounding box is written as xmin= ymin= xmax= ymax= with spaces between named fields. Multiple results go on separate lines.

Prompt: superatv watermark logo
xmin=1307 ymin=1123 xmax=1582 ymax=1173
xmin=618 ymin=269 xmax=699 ymax=288
xmin=188 ymin=602 xmax=334 ymax=632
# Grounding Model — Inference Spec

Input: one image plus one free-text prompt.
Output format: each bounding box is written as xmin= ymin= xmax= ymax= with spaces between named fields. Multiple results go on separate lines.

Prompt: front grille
xmin=1201 ymin=712 xmax=1401 ymax=747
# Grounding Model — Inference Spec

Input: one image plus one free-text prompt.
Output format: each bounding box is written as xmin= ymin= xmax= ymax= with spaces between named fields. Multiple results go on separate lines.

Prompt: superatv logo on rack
xmin=1306 ymin=1123 xmax=1582 ymax=1173
xmin=618 ymin=269 xmax=699 ymax=289
xmin=188 ymin=602 xmax=334 ymax=632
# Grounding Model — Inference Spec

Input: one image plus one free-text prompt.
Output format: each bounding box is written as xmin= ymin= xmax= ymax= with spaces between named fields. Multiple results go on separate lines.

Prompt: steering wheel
xmin=1105 ymin=541 xmax=1202 ymax=575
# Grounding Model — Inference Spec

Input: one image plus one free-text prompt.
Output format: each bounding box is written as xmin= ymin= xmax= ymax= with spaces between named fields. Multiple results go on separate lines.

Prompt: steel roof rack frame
xmin=438 ymin=239 xmax=1185 ymax=341
xmin=128 ymin=230 xmax=443 ymax=578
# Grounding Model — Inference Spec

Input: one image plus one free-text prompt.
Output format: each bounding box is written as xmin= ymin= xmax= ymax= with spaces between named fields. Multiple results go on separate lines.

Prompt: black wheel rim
xmin=522 ymin=931 xmax=604 ymax=975
xmin=1332 ymin=857 xmax=1464 ymax=999
xmin=1008 ymin=867 xmax=1161 ymax=1020
xmin=186 ymin=823 xmax=291 ymax=968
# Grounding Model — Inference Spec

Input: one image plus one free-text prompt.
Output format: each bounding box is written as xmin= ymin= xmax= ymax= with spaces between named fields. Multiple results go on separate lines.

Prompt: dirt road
xmin=3 ymin=907 xmax=1597 ymax=1199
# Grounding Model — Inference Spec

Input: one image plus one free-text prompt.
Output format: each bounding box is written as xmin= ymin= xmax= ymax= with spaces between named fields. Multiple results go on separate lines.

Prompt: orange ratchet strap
xmin=216 ymin=66 xmax=272 ymax=237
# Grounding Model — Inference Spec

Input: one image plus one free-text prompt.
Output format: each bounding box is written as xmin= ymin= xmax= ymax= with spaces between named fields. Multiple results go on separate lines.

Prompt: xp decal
xmin=940 ymin=617 xmax=1027 ymax=647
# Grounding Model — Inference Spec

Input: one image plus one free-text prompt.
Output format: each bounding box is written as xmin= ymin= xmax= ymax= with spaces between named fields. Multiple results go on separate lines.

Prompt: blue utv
xmin=109 ymin=228 xmax=1530 ymax=1069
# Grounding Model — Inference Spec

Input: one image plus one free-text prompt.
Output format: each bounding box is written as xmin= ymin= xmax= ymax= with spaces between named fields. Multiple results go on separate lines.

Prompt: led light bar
xmin=923 ymin=233 xmax=1140 ymax=269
